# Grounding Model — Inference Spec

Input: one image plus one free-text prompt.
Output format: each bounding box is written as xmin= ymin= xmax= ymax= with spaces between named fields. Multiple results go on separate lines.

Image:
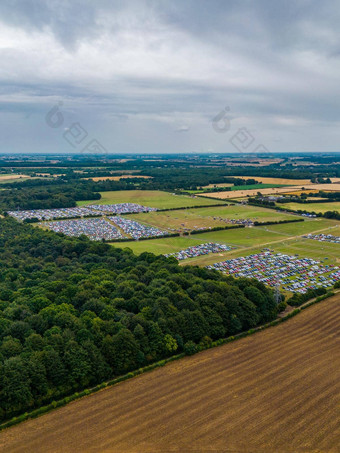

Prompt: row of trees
xmin=0 ymin=218 xmax=278 ymax=421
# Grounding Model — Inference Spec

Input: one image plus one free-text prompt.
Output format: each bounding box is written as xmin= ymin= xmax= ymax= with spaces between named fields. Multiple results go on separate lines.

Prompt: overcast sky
xmin=0 ymin=0 xmax=339 ymax=154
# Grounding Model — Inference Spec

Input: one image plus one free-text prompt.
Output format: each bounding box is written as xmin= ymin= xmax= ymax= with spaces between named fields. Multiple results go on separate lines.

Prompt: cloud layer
xmin=0 ymin=0 xmax=339 ymax=153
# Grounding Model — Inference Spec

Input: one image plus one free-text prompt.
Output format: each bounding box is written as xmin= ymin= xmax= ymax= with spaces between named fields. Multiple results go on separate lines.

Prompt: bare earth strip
xmin=0 ymin=295 xmax=339 ymax=453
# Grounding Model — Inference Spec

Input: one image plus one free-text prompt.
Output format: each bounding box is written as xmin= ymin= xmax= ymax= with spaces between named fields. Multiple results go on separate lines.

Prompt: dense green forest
xmin=0 ymin=218 xmax=277 ymax=421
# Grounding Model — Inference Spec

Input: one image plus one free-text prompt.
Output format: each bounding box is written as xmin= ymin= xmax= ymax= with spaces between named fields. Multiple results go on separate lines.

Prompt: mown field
xmin=1 ymin=294 xmax=339 ymax=453
xmin=77 ymin=190 xmax=224 ymax=209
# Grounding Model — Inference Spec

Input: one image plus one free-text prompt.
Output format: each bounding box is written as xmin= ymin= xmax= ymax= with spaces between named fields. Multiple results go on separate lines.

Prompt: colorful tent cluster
xmin=9 ymin=206 xmax=98 ymax=221
xmin=109 ymin=216 xmax=167 ymax=239
xmin=42 ymin=218 xmax=124 ymax=241
xmin=87 ymin=204 xmax=157 ymax=214
xmin=304 ymin=233 xmax=340 ymax=244
xmin=8 ymin=203 xmax=157 ymax=221
xmin=165 ymin=243 xmax=231 ymax=260
xmin=208 ymin=251 xmax=340 ymax=293
xmin=212 ymin=217 xmax=253 ymax=226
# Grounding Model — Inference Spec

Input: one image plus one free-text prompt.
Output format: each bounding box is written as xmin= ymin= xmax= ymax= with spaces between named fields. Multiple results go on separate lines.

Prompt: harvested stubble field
xmin=233 ymin=176 xmax=340 ymax=185
xmin=200 ymin=183 xmax=340 ymax=200
xmin=282 ymin=201 xmax=340 ymax=214
xmin=0 ymin=174 xmax=31 ymax=184
xmin=232 ymin=176 xmax=313 ymax=185
xmin=1 ymin=295 xmax=339 ymax=453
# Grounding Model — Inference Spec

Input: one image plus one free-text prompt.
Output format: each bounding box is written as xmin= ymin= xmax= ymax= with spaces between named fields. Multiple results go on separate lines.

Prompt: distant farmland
xmin=1 ymin=294 xmax=339 ymax=453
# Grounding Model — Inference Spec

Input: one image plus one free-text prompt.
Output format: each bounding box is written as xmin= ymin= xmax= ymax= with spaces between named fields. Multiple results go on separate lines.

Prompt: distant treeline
xmin=253 ymin=219 xmax=304 ymax=226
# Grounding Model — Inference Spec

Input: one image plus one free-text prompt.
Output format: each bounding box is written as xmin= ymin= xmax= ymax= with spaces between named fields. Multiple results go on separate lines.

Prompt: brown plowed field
xmin=1 ymin=295 xmax=339 ymax=453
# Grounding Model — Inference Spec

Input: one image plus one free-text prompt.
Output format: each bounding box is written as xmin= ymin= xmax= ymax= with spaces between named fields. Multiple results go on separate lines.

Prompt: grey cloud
xmin=0 ymin=1 xmax=340 ymax=153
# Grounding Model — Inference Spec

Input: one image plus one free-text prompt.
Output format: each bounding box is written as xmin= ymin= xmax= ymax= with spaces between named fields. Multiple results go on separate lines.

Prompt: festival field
xmin=127 ymin=204 xmax=297 ymax=231
xmin=111 ymin=226 xmax=286 ymax=257
xmin=111 ymin=217 xmax=340 ymax=269
xmin=1 ymin=294 xmax=339 ymax=453
xmin=77 ymin=190 xmax=224 ymax=209
xmin=113 ymin=235 xmax=211 ymax=255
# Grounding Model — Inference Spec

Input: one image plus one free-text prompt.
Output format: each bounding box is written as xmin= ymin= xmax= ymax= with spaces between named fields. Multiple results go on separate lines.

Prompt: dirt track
xmin=0 ymin=295 xmax=339 ymax=453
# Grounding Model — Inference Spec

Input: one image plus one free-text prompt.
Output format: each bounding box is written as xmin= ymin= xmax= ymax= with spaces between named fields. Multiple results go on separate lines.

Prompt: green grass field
xmin=111 ymin=236 xmax=208 ymax=255
xmin=280 ymin=201 xmax=340 ymax=213
xmin=257 ymin=218 xmax=337 ymax=236
xmin=186 ymin=205 xmax=297 ymax=221
xmin=77 ymin=190 xmax=225 ymax=209
xmin=230 ymin=183 xmax=288 ymax=191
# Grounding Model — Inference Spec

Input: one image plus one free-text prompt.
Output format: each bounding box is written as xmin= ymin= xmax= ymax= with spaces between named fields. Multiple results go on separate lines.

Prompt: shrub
xmin=184 ymin=341 xmax=198 ymax=356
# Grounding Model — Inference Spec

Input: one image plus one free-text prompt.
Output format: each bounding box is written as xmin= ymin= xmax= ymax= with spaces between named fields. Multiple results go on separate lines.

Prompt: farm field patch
xmin=199 ymin=183 xmax=340 ymax=199
xmin=1 ymin=294 xmax=339 ymax=452
xmin=77 ymin=190 xmax=224 ymax=209
xmin=232 ymin=176 xmax=314 ymax=185
xmin=0 ymin=174 xmax=31 ymax=184
xmin=280 ymin=201 xmax=340 ymax=213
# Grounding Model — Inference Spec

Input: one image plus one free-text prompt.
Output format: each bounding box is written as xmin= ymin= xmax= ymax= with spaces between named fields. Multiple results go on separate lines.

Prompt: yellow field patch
xmin=200 ymin=183 xmax=340 ymax=199
xmin=0 ymin=174 xmax=30 ymax=182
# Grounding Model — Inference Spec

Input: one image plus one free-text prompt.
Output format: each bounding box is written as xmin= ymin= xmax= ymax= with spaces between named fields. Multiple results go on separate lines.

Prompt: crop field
xmin=200 ymin=184 xmax=340 ymax=200
xmin=232 ymin=176 xmax=314 ymax=185
xmin=281 ymin=201 xmax=340 ymax=214
xmin=77 ymin=190 xmax=224 ymax=209
xmin=0 ymin=174 xmax=31 ymax=184
xmin=1 ymin=294 xmax=339 ymax=453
